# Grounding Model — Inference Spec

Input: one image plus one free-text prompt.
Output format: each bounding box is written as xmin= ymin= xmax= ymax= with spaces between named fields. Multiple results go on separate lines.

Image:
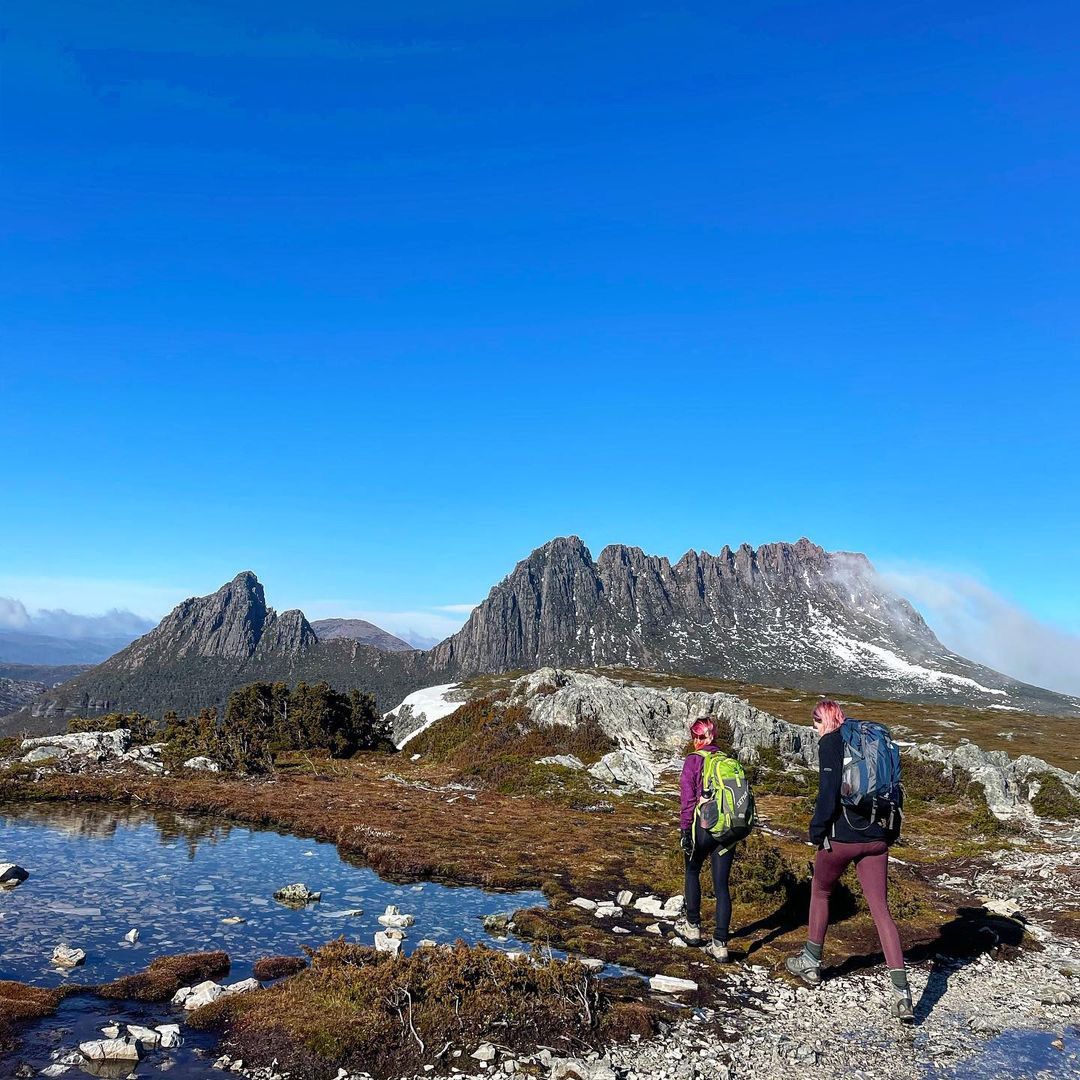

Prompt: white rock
xmin=535 ymin=755 xmax=586 ymax=770
xmin=633 ymin=896 xmax=664 ymax=916
xmin=662 ymin=895 xmax=685 ymax=917
xmin=616 ymin=890 xmax=633 ymax=907
xmin=78 ymin=1038 xmax=142 ymax=1062
xmin=645 ymin=923 xmax=662 ymax=935
xmin=173 ymin=980 xmax=225 ymax=1010
xmin=126 ymin=1025 xmax=160 ymax=1048
xmin=578 ymin=958 xmax=605 ymax=972
xmin=649 ymin=974 xmax=698 ymax=994
xmin=123 ymin=928 xmax=139 ymax=943
xmin=982 ymin=898 xmax=1022 ymax=918
xmin=569 ymin=897 xmax=597 ymax=911
xmin=100 ymin=1025 xmax=120 ymax=1039
xmin=40 ymin=1065 xmax=69 ymax=1077
xmin=156 ymin=1024 xmax=182 ymax=1049
xmin=222 ymin=977 xmax=261 ymax=996
xmin=472 ymin=1044 xmax=497 ymax=1063
xmin=221 ymin=916 xmax=246 ymax=924
xmin=374 ymin=931 xmax=402 ymax=955
xmin=588 ymin=749 xmax=657 ymax=792
xmin=273 ymin=883 xmax=321 ymax=905
xmin=417 ymin=939 xmax=438 ymax=948
xmin=182 ymin=756 xmax=221 ymax=772
xmin=52 ymin=945 xmax=86 ymax=967
xmin=377 ymin=912 xmax=415 ymax=929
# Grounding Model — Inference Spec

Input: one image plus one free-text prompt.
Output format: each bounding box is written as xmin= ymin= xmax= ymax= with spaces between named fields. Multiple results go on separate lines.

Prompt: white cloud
xmin=880 ymin=565 xmax=1080 ymax=697
xmin=0 ymin=574 xmax=190 ymax=620
xmin=433 ymin=603 xmax=478 ymax=614
xmin=0 ymin=595 xmax=154 ymax=640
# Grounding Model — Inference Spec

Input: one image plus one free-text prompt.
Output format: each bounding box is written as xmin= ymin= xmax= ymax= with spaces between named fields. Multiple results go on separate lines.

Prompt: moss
xmin=0 ymin=737 xmax=19 ymax=758
xmin=1030 ymin=774 xmax=1080 ymax=821
xmin=190 ymin=940 xmax=661 ymax=1080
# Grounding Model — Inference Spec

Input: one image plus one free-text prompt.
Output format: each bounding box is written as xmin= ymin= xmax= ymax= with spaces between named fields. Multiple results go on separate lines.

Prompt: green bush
xmin=1031 ymin=774 xmax=1080 ymax=821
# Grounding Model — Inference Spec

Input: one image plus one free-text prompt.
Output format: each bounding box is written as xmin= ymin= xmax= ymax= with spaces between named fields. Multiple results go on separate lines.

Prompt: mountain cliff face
xmin=430 ymin=537 xmax=1079 ymax=715
xmin=6 ymin=539 xmax=1078 ymax=735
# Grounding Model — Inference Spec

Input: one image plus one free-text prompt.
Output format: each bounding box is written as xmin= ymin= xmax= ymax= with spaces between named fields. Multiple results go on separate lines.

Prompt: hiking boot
xmin=704 ymin=939 xmax=729 ymax=962
xmin=784 ymin=950 xmax=821 ymax=986
xmin=890 ymin=986 xmax=915 ymax=1023
xmin=673 ymin=917 xmax=702 ymax=945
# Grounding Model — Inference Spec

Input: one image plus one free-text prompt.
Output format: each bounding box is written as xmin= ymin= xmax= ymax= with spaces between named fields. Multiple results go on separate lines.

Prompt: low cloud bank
xmin=880 ymin=567 xmax=1080 ymax=697
xmin=0 ymin=597 xmax=154 ymax=641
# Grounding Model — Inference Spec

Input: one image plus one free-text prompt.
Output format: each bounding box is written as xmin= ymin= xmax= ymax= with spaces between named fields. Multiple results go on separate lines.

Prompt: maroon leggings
xmin=809 ymin=840 xmax=905 ymax=970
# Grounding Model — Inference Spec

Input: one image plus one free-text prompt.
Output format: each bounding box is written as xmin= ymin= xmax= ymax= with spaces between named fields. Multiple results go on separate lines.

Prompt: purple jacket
xmin=679 ymin=744 xmax=719 ymax=829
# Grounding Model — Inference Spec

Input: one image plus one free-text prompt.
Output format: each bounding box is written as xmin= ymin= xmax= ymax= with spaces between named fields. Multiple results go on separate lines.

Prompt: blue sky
xmin=1 ymin=3 xmax=1078 ymax=678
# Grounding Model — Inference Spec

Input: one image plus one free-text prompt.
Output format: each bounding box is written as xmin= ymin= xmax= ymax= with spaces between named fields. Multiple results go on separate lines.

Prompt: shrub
xmin=1031 ymin=774 xmax=1080 ymax=821
xmin=188 ymin=940 xmax=656 ymax=1080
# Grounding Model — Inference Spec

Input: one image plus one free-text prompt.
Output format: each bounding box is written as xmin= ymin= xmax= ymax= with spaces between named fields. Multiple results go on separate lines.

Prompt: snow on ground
xmin=388 ymin=684 xmax=463 ymax=748
xmin=808 ymin=615 xmax=1007 ymax=696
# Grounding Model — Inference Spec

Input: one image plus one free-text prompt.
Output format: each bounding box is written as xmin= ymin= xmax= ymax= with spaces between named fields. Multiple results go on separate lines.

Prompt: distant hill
xmin=310 ymin=618 xmax=412 ymax=652
xmin=6 ymin=538 xmax=1078 ymax=736
xmin=0 ymin=627 xmax=146 ymax=666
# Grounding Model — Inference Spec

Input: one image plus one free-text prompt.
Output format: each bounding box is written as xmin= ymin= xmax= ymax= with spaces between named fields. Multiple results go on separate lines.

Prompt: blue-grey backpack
xmin=839 ymin=720 xmax=904 ymax=837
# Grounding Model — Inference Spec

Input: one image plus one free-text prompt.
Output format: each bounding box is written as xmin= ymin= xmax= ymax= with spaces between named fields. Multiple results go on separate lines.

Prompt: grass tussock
xmin=96 ymin=951 xmax=231 ymax=1001
xmin=1030 ymin=774 xmax=1080 ymax=821
xmin=189 ymin=939 xmax=658 ymax=1080
xmin=253 ymin=955 xmax=309 ymax=981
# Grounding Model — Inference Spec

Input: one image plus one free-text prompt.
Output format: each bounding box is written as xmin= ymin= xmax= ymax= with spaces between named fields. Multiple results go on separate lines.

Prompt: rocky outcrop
xmin=0 ymin=675 xmax=46 ymax=714
xmin=15 ymin=730 xmax=166 ymax=775
xmin=508 ymin=669 xmax=1080 ymax=819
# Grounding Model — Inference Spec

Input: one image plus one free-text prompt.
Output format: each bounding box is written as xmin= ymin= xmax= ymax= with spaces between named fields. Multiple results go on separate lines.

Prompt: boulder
xmin=482 ymin=912 xmax=513 ymax=935
xmin=156 ymin=1025 xmax=182 ymax=1049
xmin=126 ymin=1025 xmax=161 ymax=1048
xmin=615 ymin=890 xmax=633 ymax=906
xmin=182 ymin=756 xmax=221 ymax=772
xmin=374 ymin=932 xmax=401 ymax=955
xmin=569 ymin=897 xmax=597 ymax=911
xmin=471 ymin=1044 xmax=497 ymax=1063
xmin=0 ymin=863 xmax=29 ymax=886
xmin=52 ymin=945 xmax=86 ymax=967
xmin=78 ymin=1038 xmax=142 ymax=1063
xmin=273 ymin=883 xmax=321 ymax=906
xmin=378 ymin=909 xmax=415 ymax=929
xmin=172 ymin=980 xmax=225 ymax=1010
xmin=123 ymin=928 xmax=139 ymax=943
xmin=588 ymin=750 xmax=656 ymax=792
xmin=662 ymin=894 xmax=685 ymax=917
xmin=222 ymin=977 xmax=260 ymax=997
xmin=22 ymin=729 xmax=130 ymax=762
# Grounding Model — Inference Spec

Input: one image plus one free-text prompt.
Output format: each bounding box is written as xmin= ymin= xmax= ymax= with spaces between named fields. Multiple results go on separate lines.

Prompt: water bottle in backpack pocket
xmin=839 ymin=720 xmax=904 ymax=840
xmin=694 ymin=750 xmax=756 ymax=847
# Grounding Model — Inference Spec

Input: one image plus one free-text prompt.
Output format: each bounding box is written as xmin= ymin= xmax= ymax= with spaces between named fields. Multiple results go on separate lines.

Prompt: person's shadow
xmin=823 ymin=906 xmax=1027 ymax=1023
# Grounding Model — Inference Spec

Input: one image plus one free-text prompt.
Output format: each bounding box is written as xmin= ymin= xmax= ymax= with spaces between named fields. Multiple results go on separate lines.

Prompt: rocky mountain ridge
xmin=431 ymin=536 xmax=1078 ymax=714
xmin=6 ymin=537 xmax=1079 ymax=734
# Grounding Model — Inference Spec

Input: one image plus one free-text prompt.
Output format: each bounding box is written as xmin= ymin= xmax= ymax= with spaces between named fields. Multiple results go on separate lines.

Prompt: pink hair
xmin=690 ymin=718 xmax=716 ymax=742
xmin=812 ymin=700 xmax=846 ymax=735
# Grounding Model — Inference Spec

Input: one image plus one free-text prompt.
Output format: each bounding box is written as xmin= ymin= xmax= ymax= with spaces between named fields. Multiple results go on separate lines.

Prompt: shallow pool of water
xmin=0 ymin=802 xmax=548 ymax=1077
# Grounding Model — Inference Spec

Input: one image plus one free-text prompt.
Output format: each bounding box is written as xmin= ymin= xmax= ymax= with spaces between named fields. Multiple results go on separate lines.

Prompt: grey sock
xmin=804 ymin=941 xmax=823 ymax=963
xmin=889 ymin=968 xmax=909 ymax=991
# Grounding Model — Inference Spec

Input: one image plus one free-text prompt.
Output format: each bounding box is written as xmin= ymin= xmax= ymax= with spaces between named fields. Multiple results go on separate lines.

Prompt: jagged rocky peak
xmin=127 ymin=571 xmax=315 ymax=663
xmin=430 ymin=535 xmax=1077 ymax=714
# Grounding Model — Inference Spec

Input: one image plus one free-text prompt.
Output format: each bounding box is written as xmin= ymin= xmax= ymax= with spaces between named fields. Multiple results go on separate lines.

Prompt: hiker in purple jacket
xmin=674 ymin=717 xmax=734 ymax=960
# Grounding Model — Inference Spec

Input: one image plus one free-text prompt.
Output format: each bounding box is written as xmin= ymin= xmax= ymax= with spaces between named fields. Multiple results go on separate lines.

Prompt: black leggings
xmin=684 ymin=832 xmax=734 ymax=942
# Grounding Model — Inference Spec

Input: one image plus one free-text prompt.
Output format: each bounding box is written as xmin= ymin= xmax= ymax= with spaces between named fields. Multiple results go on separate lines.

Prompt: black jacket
xmin=809 ymin=727 xmax=889 ymax=846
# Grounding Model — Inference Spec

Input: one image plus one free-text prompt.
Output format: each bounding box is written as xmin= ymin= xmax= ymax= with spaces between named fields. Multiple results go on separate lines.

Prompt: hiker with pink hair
xmin=674 ymin=717 xmax=735 ymax=960
xmin=786 ymin=699 xmax=914 ymax=1022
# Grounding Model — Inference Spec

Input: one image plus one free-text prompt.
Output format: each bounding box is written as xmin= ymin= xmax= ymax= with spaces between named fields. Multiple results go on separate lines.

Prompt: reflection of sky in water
xmin=0 ymin=803 xmax=545 ymax=987
xmin=935 ymin=1025 xmax=1080 ymax=1079
xmin=0 ymin=803 xmax=548 ymax=1077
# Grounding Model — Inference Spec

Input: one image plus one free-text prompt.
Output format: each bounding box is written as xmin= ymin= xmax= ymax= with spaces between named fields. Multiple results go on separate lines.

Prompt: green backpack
xmin=694 ymin=750 xmax=756 ymax=848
